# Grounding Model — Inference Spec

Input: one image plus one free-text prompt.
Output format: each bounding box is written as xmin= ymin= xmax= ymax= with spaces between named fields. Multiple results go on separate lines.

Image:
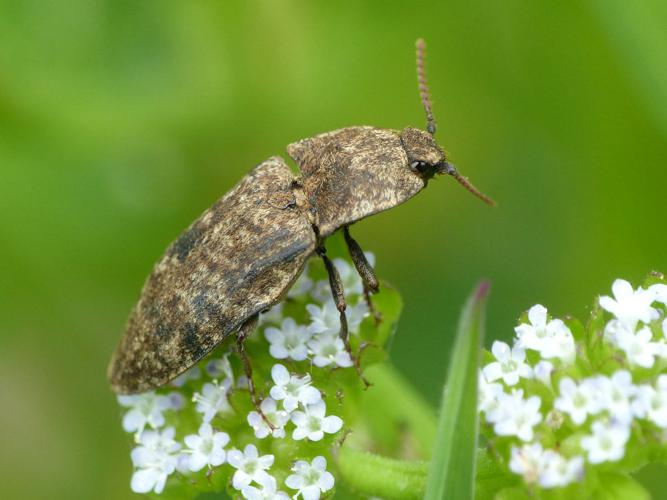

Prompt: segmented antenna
xmin=416 ymin=38 xmax=436 ymax=135
xmin=451 ymin=170 xmax=497 ymax=206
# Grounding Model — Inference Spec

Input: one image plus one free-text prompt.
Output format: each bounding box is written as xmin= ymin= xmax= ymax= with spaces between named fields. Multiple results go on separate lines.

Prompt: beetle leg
xmin=236 ymin=315 xmax=276 ymax=430
xmin=317 ymin=246 xmax=371 ymax=388
xmin=343 ymin=226 xmax=381 ymax=324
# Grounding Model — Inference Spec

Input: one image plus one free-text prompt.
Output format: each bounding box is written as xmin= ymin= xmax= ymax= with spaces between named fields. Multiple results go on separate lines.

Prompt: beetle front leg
xmin=317 ymin=246 xmax=371 ymax=388
xmin=343 ymin=226 xmax=381 ymax=324
xmin=236 ymin=314 xmax=275 ymax=429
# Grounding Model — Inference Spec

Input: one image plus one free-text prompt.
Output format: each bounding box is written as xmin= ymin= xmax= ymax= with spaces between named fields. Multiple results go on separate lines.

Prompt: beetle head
xmin=411 ymin=39 xmax=495 ymax=206
xmin=400 ymin=126 xmax=446 ymax=180
xmin=400 ymin=125 xmax=496 ymax=205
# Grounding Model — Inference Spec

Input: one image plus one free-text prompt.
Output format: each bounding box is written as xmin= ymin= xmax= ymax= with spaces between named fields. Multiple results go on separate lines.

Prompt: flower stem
xmin=336 ymin=445 xmax=428 ymax=499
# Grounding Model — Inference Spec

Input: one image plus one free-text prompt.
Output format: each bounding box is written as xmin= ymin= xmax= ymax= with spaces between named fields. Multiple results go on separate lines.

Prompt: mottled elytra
xmin=108 ymin=39 xmax=494 ymax=404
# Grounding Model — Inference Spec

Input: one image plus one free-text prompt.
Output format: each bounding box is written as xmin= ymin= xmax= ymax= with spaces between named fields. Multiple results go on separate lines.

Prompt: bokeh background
xmin=1 ymin=1 xmax=666 ymax=498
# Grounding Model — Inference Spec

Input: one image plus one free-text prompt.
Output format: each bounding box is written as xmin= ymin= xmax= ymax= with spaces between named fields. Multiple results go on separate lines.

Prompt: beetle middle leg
xmin=343 ymin=226 xmax=381 ymax=324
xmin=317 ymin=246 xmax=371 ymax=388
xmin=236 ymin=314 xmax=275 ymax=429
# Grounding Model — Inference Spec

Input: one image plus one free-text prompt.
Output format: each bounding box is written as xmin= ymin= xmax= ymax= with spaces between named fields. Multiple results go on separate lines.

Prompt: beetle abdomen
xmin=108 ymin=156 xmax=316 ymax=394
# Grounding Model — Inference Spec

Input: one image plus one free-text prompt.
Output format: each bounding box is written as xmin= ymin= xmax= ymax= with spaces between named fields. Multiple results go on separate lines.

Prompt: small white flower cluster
xmin=120 ymin=360 xmax=340 ymax=498
xmin=116 ymin=256 xmax=375 ymax=498
xmin=247 ymin=364 xmax=343 ymax=441
xmin=479 ymin=278 xmax=667 ymax=490
xmin=263 ymin=257 xmax=372 ymax=369
xmin=601 ymin=280 xmax=667 ymax=367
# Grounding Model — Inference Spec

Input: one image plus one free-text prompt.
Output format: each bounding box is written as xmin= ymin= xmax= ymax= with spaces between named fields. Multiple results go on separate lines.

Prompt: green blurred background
xmin=1 ymin=1 xmax=666 ymax=498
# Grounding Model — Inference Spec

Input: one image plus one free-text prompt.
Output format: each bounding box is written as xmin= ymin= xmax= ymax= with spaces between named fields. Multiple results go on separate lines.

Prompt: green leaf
xmin=590 ymin=472 xmax=651 ymax=500
xmin=424 ymin=281 xmax=490 ymax=500
xmin=475 ymin=449 xmax=519 ymax=500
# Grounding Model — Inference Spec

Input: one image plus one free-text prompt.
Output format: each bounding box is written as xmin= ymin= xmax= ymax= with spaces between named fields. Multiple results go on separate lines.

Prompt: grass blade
xmin=424 ymin=281 xmax=489 ymax=500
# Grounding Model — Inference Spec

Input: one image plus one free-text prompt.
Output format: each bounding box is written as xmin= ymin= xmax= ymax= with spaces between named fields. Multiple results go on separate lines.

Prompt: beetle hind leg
xmin=317 ymin=246 xmax=371 ymax=388
xmin=343 ymin=226 xmax=381 ymax=324
xmin=236 ymin=315 xmax=276 ymax=430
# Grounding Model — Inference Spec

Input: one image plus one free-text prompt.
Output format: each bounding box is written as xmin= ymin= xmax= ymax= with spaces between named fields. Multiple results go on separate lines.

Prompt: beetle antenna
xmin=416 ymin=38 xmax=436 ymax=135
xmin=445 ymin=163 xmax=497 ymax=206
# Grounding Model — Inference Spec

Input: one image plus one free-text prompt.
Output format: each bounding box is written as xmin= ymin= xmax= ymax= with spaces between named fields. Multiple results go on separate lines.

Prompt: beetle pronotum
xmin=108 ymin=39 xmax=494 ymax=417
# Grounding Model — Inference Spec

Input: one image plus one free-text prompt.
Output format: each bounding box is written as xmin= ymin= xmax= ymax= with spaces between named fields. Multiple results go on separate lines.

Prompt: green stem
xmin=336 ymin=445 xmax=428 ymax=499
xmin=337 ymin=446 xmax=513 ymax=499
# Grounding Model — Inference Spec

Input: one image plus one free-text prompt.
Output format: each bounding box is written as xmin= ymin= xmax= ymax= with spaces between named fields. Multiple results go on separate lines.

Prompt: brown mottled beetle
xmin=108 ymin=40 xmax=494 ymax=411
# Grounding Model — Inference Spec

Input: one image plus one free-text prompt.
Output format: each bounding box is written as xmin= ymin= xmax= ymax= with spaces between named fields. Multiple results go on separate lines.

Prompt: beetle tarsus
xmin=318 ymin=245 xmax=371 ymax=388
xmin=236 ymin=315 xmax=276 ymax=430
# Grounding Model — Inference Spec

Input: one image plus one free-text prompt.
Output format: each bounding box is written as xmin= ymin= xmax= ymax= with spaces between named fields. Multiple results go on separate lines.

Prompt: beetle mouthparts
xmin=440 ymin=162 xmax=497 ymax=207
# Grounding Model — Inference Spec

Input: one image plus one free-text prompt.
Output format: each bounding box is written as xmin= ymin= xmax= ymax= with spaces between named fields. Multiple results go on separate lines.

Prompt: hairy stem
xmin=336 ymin=445 xmax=428 ymax=499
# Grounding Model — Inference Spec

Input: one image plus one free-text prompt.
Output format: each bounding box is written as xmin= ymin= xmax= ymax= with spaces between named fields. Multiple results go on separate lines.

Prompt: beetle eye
xmin=410 ymin=160 xmax=431 ymax=175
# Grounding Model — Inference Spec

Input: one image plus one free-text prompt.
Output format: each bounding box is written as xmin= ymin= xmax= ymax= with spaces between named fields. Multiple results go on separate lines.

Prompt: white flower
xmin=335 ymin=257 xmax=365 ymax=296
xmin=310 ymin=255 xmax=375 ymax=303
xmin=205 ymin=353 xmax=234 ymax=380
xmin=132 ymin=427 xmax=181 ymax=466
xmin=259 ymin=303 xmax=283 ymax=325
xmin=595 ymin=371 xmax=636 ymax=424
xmin=130 ymin=427 xmax=181 ymax=494
xmin=193 ymin=380 xmax=233 ymax=422
xmin=540 ymin=321 xmax=576 ymax=363
xmin=227 ymin=444 xmax=275 ymax=491
xmin=616 ymin=326 xmax=662 ymax=368
xmin=291 ymin=400 xmax=343 ymax=441
xmin=514 ymin=305 xmax=575 ymax=363
xmin=264 ymin=317 xmax=311 ymax=361
xmin=307 ymin=301 xmax=341 ymax=335
xmin=580 ymin=421 xmax=630 ymax=463
xmin=269 ymin=364 xmax=321 ymax=412
xmin=166 ymin=392 xmax=186 ymax=410
xmin=514 ymin=305 xmax=550 ymax=348
xmin=311 ymin=280 xmax=334 ymax=304
xmin=242 ymin=475 xmax=290 ymax=500
xmin=308 ymin=332 xmax=353 ymax=368
xmin=488 ymin=390 xmax=542 ymax=441
xmin=307 ymin=299 xmax=368 ymax=337
xmin=604 ymin=319 xmax=631 ymax=346
xmin=632 ymin=376 xmax=667 ymax=427
xmin=599 ymin=279 xmax=659 ymax=330
xmin=482 ymin=341 xmax=533 ymax=386
xmin=533 ymin=361 xmax=554 ymax=385
xmin=478 ymin=371 xmax=504 ymax=413
xmin=171 ymin=366 xmax=201 ymax=387
xmin=347 ymin=301 xmax=369 ymax=334
xmin=117 ymin=392 xmax=172 ymax=434
xmin=247 ymin=398 xmax=290 ymax=439
xmin=175 ymin=453 xmax=191 ymax=474
xmin=509 ymin=442 xmax=543 ymax=484
xmin=182 ymin=422 xmax=229 ymax=471
xmin=509 ymin=443 xmax=583 ymax=488
xmin=650 ymin=283 xmax=667 ymax=306
xmin=285 ymin=456 xmax=335 ymax=500
xmin=538 ymin=451 xmax=583 ymax=488
xmin=288 ymin=267 xmax=314 ymax=299
xmin=554 ymin=377 xmax=601 ymax=425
